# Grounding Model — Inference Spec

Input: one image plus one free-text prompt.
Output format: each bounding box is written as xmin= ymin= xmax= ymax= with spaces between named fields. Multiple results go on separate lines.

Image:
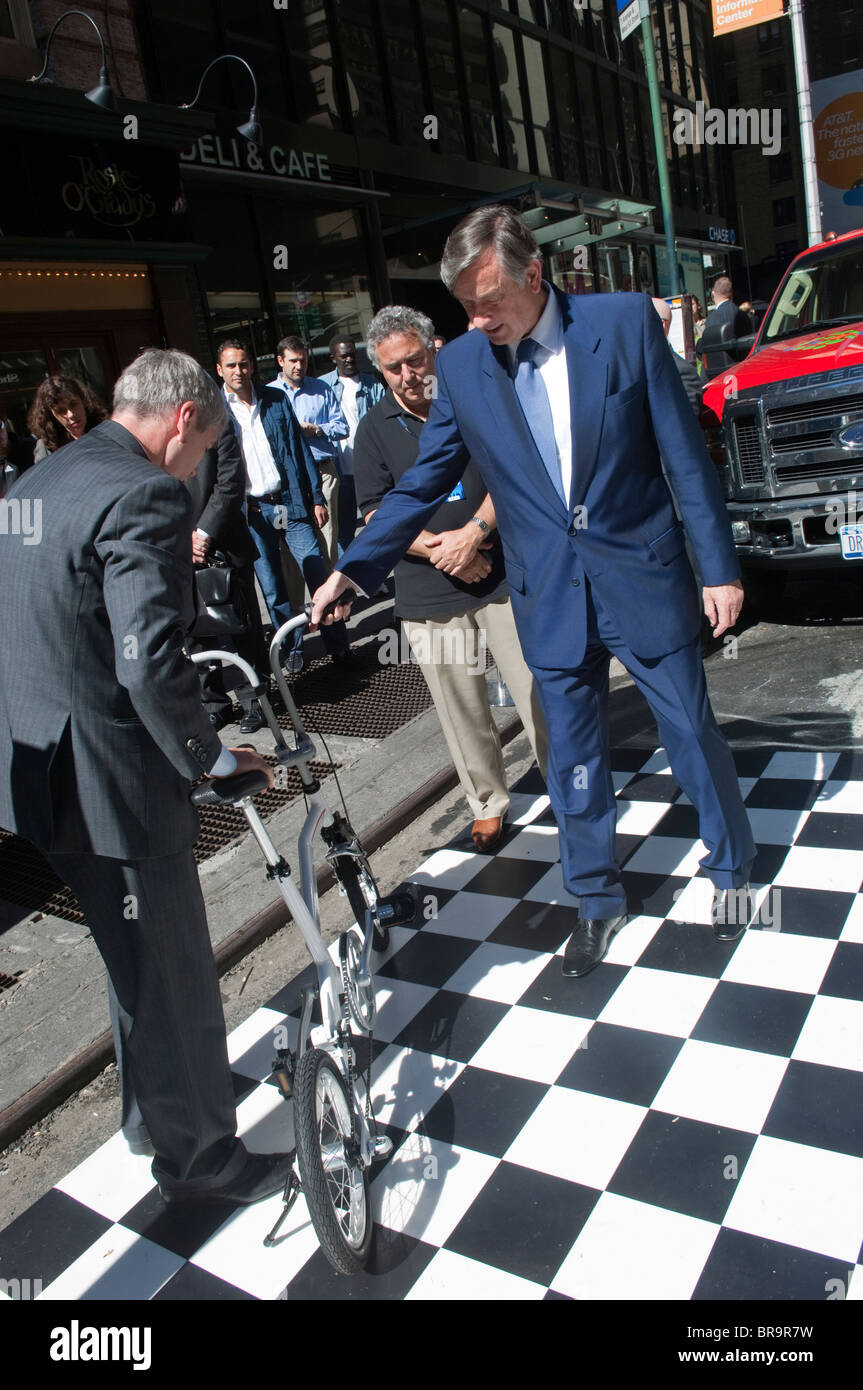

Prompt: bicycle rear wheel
xmin=293 ymin=1047 xmax=372 ymax=1276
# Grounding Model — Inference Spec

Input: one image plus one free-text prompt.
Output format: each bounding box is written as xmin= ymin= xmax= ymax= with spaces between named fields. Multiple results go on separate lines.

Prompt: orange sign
xmin=711 ymin=0 xmax=784 ymax=37
xmin=814 ymin=92 xmax=863 ymax=191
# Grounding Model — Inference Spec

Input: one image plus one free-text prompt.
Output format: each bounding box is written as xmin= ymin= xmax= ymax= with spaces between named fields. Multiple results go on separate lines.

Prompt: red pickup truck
xmin=700 ymin=229 xmax=863 ymax=604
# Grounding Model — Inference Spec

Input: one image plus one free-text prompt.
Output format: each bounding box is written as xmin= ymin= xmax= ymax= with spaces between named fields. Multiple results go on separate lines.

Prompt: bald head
xmin=652 ymin=297 xmax=672 ymax=336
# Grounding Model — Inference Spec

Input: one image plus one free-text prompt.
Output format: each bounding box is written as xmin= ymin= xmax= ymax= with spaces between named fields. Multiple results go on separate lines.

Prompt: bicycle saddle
xmin=191 ymin=770 xmax=272 ymax=807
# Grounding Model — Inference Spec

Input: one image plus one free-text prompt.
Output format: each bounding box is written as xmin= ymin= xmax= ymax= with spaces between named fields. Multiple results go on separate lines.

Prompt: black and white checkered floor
xmin=3 ymin=747 xmax=863 ymax=1301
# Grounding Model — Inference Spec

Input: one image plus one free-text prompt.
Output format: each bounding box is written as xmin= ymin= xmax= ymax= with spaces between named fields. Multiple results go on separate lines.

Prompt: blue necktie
xmin=513 ymin=337 xmax=565 ymax=504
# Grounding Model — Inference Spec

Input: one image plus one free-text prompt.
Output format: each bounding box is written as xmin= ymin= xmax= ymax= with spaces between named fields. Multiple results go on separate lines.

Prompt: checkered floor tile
xmin=3 ymin=747 xmax=863 ymax=1302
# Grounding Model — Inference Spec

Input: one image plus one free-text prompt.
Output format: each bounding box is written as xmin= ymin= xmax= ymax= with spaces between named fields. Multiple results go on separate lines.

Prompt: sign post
xmin=624 ymin=1 xmax=680 ymax=293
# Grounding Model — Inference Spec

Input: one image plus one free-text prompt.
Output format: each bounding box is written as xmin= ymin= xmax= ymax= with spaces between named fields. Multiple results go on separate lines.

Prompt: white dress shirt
xmin=508 ymin=284 xmax=573 ymax=505
xmin=225 ymin=387 xmax=282 ymax=496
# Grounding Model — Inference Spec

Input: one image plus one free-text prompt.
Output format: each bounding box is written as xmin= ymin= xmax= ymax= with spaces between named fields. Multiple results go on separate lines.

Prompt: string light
xmin=0 ymin=269 xmax=146 ymax=278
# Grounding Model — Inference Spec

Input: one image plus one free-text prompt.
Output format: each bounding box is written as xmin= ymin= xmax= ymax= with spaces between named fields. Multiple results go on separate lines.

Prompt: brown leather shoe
xmin=471 ymin=816 xmax=505 ymax=852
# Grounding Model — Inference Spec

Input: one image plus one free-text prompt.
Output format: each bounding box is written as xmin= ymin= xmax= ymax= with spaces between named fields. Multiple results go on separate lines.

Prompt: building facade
xmin=1 ymin=0 xmax=742 ymax=427
xmin=717 ymin=0 xmax=863 ymax=304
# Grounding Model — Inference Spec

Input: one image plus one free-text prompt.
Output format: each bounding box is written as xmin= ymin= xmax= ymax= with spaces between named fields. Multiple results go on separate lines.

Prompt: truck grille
xmin=734 ymin=417 xmax=766 ymax=485
xmin=771 ymin=430 xmax=834 ymax=455
xmin=774 ymin=458 xmax=863 ymax=484
xmin=766 ymin=393 xmax=863 ymax=426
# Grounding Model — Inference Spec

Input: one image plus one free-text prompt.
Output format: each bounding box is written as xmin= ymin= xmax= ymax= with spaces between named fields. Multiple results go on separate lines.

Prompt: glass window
xmin=597 ymin=245 xmax=633 ymax=294
xmin=548 ymin=46 xmax=581 ymax=183
xmin=522 ymin=35 xmax=552 ymax=177
xmin=619 ymin=79 xmax=642 ymax=199
xmin=549 ymin=245 xmax=596 ymax=296
xmin=596 ymin=68 xmax=623 ymax=192
xmin=459 ymin=8 xmax=499 ymax=161
xmin=574 ymin=58 xmax=603 ymax=187
xmin=493 ymin=25 xmax=530 ymax=170
xmin=676 ymin=1 xmax=698 ymax=103
xmin=773 ymin=196 xmax=796 ymax=228
xmin=339 ymin=0 xmax=390 ymax=139
xmin=421 ymin=0 xmax=468 ymax=158
xmin=383 ymin=3 xmax=428 ymax=148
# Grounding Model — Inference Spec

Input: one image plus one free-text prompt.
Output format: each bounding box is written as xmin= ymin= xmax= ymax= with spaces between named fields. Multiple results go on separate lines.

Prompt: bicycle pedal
xmin=372 ymin=1135 xmax=393 ymax=1161
xmin=271 ymin=1049 xmax=295 ymax=1099
xmin=376 ymin=890 xmax=417 ymax=927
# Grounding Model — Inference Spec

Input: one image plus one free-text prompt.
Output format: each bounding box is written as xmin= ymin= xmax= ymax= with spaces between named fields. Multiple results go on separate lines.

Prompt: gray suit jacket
xmin=0 ymin=420 xmax=224 ymax=857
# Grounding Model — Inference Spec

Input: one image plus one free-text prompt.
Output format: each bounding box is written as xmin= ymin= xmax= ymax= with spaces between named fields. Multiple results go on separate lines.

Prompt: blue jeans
xmin=247 ymin=499 xmax=348 ymax=659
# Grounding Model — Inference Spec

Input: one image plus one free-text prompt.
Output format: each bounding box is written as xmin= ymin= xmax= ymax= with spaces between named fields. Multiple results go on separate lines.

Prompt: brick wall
xmin=26 ymin=0 xmax=148 ymax=100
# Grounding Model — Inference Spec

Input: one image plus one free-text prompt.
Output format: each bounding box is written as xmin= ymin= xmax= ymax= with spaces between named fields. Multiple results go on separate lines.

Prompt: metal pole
xmin=788 ymin=0 xmax=822 ymax=246
xmin=641 ymin=3 xmax=680 ymax=293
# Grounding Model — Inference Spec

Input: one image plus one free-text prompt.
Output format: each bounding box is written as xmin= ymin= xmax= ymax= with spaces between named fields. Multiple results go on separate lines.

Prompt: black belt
xmin=248 ymin=489 xmax=283 ymax=506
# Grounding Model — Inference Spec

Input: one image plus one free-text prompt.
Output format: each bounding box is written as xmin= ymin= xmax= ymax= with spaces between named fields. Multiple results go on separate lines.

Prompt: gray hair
xmin=440 ymin=204 xmax=541 ymax=293
xmin=365 ymin=306 xmax=435 ymax=370
xmin=113 ymin=349 xmax=225 ymax=432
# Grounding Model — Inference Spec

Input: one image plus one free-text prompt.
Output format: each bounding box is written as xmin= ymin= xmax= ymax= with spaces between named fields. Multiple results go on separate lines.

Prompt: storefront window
xmin=597 ymin=244 xmax=634 ymax=294
xmin=494 ymin=25 xmax=530 ymax=170
xmin=548 ymin=246 xmax=596 ymax=296
xmin=276 ymin=276 xmax=374 ymax=375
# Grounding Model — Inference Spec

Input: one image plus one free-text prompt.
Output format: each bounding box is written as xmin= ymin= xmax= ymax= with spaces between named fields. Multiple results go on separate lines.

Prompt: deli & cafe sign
xmin=180 ymin=135 xmax=333 ymax=182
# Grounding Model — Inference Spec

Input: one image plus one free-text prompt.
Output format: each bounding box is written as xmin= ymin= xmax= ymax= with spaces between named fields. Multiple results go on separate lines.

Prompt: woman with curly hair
xmin=28 ymin=374 xmax=108 ymax=460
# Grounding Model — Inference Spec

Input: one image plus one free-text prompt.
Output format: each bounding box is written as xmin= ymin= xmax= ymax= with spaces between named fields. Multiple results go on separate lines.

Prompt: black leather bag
xmin=191 ymin=551 xmax=249 ymax=638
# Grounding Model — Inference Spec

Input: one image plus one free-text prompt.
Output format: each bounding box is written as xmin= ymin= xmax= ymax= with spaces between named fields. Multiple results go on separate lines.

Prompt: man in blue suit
xmin=312 ymin=206 xmax=755 ymax=974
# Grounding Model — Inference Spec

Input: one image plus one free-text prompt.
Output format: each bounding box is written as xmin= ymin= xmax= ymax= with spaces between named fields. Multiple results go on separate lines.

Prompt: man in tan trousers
xmin=354 ymin=305 xmax=547 ymax=850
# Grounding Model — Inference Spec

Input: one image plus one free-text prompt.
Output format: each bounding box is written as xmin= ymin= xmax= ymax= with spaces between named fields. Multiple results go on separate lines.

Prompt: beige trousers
xmin=403 ymin=597 xmax=548 ymax=822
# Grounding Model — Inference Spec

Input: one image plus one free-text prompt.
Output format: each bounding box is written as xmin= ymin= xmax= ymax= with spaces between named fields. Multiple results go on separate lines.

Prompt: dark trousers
xmin=45 ymin=847 xmax=248 ymax=1192
xmin=533 ymin=586 xmax=756 ymax=920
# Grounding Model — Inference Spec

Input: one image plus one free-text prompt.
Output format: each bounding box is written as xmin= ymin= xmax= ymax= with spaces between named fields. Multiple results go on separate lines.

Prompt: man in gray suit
xmin=0 ymin=349 xmax=293 ymax=1206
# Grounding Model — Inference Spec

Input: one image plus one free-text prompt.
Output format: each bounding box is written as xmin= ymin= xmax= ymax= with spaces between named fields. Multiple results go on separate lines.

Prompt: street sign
xmin=618 ymin=0 xmax=649 ymax=43
xmin=711 ymin=0 xmax=784 ymax=38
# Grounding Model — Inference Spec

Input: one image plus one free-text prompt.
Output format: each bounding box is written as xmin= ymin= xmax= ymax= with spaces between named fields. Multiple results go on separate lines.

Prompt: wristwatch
xmin=470 ymin=515 xmax=490 ymax=536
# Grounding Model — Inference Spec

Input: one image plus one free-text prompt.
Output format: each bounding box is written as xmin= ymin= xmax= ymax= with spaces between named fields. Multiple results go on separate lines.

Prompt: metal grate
xmin=771 ymin=430 xmax=834 ymax=455
xmin=767 ymin=394 xmax=863 ymax=426
xmin=287 ymin=647 xmax=433 ymax=737
xmin=734 ymin=417 xmax=766 ymax=486
xmin=0 ymin=970 xmax=25 ymax=995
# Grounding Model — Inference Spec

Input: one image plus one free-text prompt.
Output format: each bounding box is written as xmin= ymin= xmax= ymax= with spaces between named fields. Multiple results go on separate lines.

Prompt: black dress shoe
xmin=562 ymin=913 xmax=628 ymax=977
xmin=159 ymin=1150 xmax=295 ymax=1208
xmin=712 ymin=885 xmax=752 ymax=943
xmin=239 ymin=701 xmax=265 ymax=734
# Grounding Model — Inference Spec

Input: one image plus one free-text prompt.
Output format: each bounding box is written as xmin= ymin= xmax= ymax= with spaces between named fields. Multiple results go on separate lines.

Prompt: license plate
xmin=840 ymin=524 xmax=863 ymax=559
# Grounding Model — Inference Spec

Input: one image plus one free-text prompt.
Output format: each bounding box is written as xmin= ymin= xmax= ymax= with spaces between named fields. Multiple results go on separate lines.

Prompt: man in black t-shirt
xmin=355 ymin=306 xmax=547 ymax=852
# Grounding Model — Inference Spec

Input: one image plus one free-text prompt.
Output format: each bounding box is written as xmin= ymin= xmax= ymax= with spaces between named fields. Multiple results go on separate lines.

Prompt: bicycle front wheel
xmin=293 ymin=1047 xmax=372 ymax=1275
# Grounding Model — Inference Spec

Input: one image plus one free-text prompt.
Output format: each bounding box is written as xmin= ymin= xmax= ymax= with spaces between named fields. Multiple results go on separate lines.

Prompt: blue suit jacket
xmin=338 ymin=290 xmax=739 ymax=669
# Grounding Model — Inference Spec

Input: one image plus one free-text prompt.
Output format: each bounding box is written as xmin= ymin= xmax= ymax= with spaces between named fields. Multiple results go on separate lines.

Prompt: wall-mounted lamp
xmin=179 ymin=55 xmax=261 ymax=146
xmin=28 ymin=8 xmax=115 ymax=110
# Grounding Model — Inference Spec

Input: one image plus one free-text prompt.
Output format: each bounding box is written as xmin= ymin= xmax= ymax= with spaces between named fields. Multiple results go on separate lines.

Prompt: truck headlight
xmin=731 ymin=521 xmax=751 ymax=543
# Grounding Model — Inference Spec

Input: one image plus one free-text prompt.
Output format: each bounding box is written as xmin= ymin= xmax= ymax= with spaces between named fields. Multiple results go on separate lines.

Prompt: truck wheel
xmin=742 ymin=570 xmax=786 ymax=615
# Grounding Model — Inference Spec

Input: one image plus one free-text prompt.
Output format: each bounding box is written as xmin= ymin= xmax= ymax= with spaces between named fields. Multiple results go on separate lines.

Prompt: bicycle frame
xmin=190 ymin=616 xmax=378 ymax=1164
